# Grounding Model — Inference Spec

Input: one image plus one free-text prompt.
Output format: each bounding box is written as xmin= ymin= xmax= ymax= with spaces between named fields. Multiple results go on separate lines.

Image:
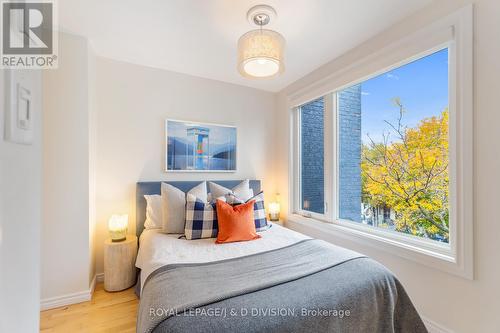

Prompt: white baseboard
xmin=40 ymin=289 xmax=92 ymax=311
xmin=423 ymin=316 xmax=454 ymax=333
xmin=40 ymin=274 xmax=101 ymax=311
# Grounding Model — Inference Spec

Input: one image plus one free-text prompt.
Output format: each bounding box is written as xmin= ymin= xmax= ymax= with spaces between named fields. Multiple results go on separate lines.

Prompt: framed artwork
xmin=165 ymin=119 xmax=237 ymax=172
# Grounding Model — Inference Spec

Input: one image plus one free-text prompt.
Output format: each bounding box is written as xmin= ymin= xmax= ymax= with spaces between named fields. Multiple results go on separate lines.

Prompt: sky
xmin=357 ymin=48 xmax=449 ymax=143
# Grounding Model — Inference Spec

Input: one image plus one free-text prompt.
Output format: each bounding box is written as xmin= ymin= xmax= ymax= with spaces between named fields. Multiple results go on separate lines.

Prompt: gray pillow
xmin=208 ymin=180 xmax=253 ymax=203
xmin=161 ymin=181 xmax=207 ymax=234
xmin=144 ymin=194 xmax=162 ymax=229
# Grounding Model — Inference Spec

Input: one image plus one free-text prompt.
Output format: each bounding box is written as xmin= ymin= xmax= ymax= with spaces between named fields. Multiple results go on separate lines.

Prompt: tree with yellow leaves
xmin=361 ymin=98 xmax=449 ymax=242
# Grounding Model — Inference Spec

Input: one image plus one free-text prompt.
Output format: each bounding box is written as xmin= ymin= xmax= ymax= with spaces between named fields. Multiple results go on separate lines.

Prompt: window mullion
xmin=331 ymin=93 xmax=338 ymax=222
xmin=323 ymin=92 xmax=336 ymax=222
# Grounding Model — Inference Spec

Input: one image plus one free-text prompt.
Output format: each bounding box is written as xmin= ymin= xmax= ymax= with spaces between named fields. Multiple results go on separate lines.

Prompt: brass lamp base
xmin=269 ymin=213 xmax=280 ymax=222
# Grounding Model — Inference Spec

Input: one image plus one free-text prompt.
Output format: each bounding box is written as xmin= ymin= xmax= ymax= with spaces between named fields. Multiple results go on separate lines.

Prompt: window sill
xmin=287 ymin=214 xmax=472 ymax=279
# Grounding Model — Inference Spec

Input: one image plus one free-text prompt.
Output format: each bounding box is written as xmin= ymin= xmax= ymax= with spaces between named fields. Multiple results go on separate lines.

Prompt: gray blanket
xmin=137 ymin=239 xmax=427 ymax=333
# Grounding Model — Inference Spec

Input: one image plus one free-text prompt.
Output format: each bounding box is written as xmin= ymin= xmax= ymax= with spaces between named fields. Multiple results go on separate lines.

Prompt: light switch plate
xmin=4 ymin=70 xmax=34 ymax=145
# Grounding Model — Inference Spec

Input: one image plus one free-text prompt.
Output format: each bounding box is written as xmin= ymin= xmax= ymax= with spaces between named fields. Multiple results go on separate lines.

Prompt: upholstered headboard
xmin=136 ymin=180 xmax=262 ymax=237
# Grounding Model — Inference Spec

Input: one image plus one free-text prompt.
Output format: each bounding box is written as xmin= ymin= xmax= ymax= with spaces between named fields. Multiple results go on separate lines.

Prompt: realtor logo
xmin=1 ymin=0 xmax=58 ymax=68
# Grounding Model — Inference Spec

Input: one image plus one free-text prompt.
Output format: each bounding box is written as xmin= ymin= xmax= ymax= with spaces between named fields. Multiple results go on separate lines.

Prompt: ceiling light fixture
xmin=237 ymin=5 xmax=285 ymax=79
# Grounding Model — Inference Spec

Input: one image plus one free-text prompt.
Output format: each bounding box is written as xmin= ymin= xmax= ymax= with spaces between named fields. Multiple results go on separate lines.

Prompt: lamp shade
xmin=108 ymin=214 xmax=128 ymax=242
xmin=268 ymin=202 xmax=280 ymax=221
xmin=237 ymin=29 xmax=285 ymax=78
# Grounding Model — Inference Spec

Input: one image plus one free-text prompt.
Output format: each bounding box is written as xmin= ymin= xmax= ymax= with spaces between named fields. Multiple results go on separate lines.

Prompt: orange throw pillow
xmin=215 ymin=199 xmax=261 ymax=244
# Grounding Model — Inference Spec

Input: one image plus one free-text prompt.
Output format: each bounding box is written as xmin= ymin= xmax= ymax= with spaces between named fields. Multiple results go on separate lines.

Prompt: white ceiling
xmin=58 ymin=0 xmax=433 ymax=92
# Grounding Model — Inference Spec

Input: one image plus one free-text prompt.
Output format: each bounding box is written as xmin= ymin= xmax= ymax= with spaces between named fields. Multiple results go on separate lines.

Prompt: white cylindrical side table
xmin=104 ymin=235 xmax=138 ymax=292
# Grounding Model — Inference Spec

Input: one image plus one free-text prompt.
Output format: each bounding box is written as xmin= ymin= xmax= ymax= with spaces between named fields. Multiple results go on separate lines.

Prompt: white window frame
xmin=293 ymin=95 xmax=334 ymax=221
xmin=288 ymin=5 xmax=473 ymax=279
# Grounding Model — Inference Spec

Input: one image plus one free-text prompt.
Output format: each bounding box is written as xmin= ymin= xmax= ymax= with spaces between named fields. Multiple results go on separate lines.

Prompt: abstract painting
xmin=165 ymin=119 xmax=237 ymax=172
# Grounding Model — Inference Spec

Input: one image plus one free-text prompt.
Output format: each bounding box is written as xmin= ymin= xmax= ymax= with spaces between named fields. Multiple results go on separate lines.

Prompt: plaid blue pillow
xmin=228 ymin=191 xmax=270 ymax=232
xmin=184 ymin=194 xmax=218 ymax=240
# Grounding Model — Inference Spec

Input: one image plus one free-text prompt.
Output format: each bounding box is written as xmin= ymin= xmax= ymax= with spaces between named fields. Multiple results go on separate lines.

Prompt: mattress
xmin=135 ymin=224 xmax=310 ymax=293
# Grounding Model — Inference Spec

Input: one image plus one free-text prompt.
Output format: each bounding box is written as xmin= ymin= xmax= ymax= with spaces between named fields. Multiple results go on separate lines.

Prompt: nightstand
xmin=104 ymin=235 xmax=138 ymax=292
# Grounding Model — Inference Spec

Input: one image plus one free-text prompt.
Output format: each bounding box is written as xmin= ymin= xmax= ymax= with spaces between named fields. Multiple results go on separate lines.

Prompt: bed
xmin=135 ymin=180 xmax=427 ymax=333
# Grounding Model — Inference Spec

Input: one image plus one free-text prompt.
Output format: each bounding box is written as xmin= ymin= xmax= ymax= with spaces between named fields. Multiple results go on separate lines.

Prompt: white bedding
xmin=135 ymin=224 xmax=310 ymax=292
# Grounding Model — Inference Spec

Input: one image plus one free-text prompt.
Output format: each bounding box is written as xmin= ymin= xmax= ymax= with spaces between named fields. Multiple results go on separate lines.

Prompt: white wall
xmin=276 ymin=0 xmax=500 ymax=332
xmin=88 ymin=39 xmax=98 ymax=289
xmin=41 ymin=32 xmax=96 ymax=304
xmin=94 ymin=58 xmax=276 ymax=274
xmin=0 ymin=70 xmax=42 ymax=332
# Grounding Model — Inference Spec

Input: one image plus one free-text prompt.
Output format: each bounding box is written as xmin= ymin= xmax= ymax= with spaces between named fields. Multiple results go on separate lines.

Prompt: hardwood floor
xmin=40 ymin=283 xmax=139 ymax=333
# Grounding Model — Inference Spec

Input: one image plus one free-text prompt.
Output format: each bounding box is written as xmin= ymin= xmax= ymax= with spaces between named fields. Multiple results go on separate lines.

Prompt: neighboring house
xmin=361 ymin=203 xmax=396 ymax=229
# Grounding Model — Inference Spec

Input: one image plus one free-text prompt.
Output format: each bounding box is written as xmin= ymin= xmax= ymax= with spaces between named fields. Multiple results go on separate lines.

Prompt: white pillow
xmin=208 ymin=180 xmax=253 ymax=203
xmin=144 ymin=194 xmax=162 ymax=229
xmin=161 ymin=181 xmax=207 ymax=234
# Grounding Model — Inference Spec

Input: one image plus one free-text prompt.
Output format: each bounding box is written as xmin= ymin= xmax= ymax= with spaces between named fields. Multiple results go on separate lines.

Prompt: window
xmin=338 ymin=49 xmax=450 ymax=243
xmin=290 ymin=7 xmax=473 ymax=278
xmin=295 ymin=49 xmax=450 ymax=242
xmin=298 ymin=97 xmax=325 ymax=215
xmin=294 ymin=50 xmax=455 ymax=241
